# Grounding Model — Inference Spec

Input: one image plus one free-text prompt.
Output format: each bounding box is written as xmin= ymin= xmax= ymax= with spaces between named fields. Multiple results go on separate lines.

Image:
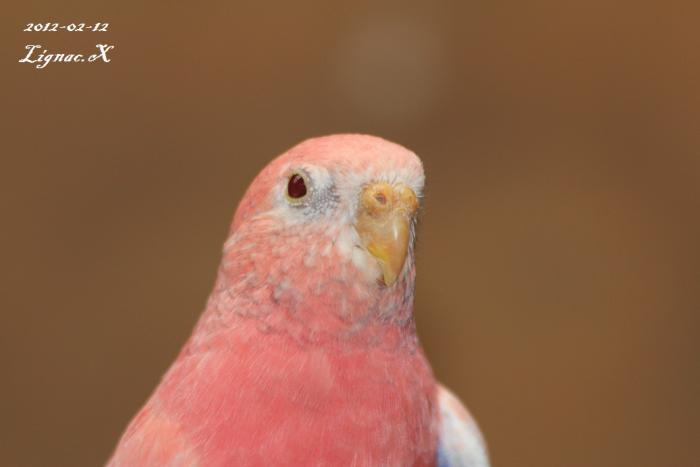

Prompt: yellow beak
xmin=355 ymin=182 xmax=419 ymax=286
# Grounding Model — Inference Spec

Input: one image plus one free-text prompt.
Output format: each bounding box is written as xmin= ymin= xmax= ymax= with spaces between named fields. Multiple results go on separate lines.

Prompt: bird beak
xmin=355 ymin=182 xmax=419 ymax=286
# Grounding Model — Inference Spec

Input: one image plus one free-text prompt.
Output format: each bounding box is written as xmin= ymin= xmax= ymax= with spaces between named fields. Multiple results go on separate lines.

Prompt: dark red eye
xmin=287 ymin=173 xmax=307 ymax=199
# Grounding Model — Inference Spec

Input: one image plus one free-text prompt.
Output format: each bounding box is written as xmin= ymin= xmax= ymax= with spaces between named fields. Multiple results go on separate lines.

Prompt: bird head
xmin=211 ymin=135 xmax=424 ymax=342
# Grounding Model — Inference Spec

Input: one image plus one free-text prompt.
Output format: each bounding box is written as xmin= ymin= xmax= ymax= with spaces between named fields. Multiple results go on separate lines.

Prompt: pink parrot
xmin=108 ymin=135 xmax=489 ymax=466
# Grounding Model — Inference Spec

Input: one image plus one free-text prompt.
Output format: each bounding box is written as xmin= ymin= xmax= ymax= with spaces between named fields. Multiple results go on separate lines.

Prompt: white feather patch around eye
xmin=274 ymin=164 xmax=342 ymax=224
xmin=281 ymin=164 xmax=332 ymax=198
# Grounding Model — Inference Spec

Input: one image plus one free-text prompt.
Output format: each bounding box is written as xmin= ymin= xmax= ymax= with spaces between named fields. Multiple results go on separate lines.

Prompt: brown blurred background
xmin=2 ymin=1 xmax=699 ymax=466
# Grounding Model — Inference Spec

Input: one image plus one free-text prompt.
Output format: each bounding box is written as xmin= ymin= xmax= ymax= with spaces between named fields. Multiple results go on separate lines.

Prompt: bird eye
xmin=286 ymin=173 xmax=308 ymax=200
